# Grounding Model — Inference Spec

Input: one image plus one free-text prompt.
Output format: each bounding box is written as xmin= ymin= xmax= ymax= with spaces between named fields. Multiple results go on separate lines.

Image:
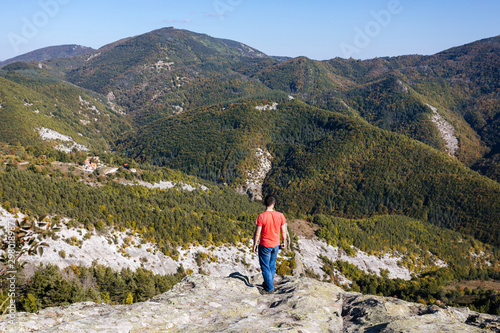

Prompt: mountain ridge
xmin=0 ymin=44 xmax=94 ymax=68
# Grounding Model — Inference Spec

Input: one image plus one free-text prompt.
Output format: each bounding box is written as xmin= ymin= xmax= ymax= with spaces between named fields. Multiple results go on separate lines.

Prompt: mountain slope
xmin=55 ymin=27 xmax=280 ymax=125
xmin=0 ymin=64 xmax=130 ymax=150
xmin=253 ymin=37 xmax=500 ymax=167
xmin=8 ymin=29 xmax=499 ymax=242
xmin=0 ymin=44 xmax=94 ymax=68
xmin=35 ymin=30 xmax=499 ymax=175
xmin=122 ymin=100 xmax=500 ymax=246
xmin=388 ymin=36 xmax=500 ymax=166
xmin=264 ymin=105 xmax=500 ymax=245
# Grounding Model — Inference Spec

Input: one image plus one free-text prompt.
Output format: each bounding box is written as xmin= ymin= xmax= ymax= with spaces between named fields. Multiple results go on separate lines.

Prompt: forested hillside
xmin=264 ymin=103 xmax=500 ymax=246
xmin=49 ymin=27 xmax=284 ymax=125
xmin=0 ymin=144 xmax=261 ymax=312
xmin=121 ymin=99 xmax=500 ymax=246
xmin=0 ymin=63 xmax=131 ymax=150
xmin=0 ymin=167 xmax=262 ymax=253
xmin=2 ymin=28 xmax=498 ymax=246
xmin=254 ymin=37 xmax=500 ymax=168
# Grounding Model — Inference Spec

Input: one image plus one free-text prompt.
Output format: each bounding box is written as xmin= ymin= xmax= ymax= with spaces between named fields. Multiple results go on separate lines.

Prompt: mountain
xmin=2 ymin=28 xmax=498 ymax=242
xmin=0 ymin=63 xmax=131 ymax=151
xmin=0 ymin=44 xmax=94 ymax=68
xmin=41 ymin=29 xmax=500 ymax=177
xmin=9 ymin=274 xmax=500 ymax=332
xmin=44 ymin=27 xmax=283 ymax=125
xmin=254 ymin=37 xmax=500 ymax=168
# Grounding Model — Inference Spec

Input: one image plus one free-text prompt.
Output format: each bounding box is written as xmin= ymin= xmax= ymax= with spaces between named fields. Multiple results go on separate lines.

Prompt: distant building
xmin=83 ymin=156 xmax=101 ymax=172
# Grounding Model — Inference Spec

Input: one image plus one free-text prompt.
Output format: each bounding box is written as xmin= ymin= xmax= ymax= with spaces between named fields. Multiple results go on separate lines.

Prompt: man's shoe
xmin=259 ymin=288 xmax=274 ymax=295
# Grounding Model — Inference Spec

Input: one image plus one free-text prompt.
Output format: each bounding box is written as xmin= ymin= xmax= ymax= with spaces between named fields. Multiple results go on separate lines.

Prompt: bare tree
xmin=0 ymin=215 xmax=60 ymax=276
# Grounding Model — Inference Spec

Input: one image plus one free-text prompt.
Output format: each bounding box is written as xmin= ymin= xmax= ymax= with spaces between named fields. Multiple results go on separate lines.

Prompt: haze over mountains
xmin=0 ymin=27 xmax=499 ymax=320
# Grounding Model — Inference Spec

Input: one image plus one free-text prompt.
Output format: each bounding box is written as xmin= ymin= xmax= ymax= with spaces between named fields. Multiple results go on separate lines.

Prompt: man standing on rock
xmin=253 ymin=195 xmax=287 ymax=294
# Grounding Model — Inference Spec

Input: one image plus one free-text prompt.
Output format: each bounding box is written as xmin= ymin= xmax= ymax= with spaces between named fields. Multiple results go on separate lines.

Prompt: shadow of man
xmin=228 ymin=272 xmax=255 ymax=288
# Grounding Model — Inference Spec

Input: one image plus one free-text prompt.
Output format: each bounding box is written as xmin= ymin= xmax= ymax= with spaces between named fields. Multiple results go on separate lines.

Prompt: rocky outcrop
xmin=237 ymin=148 xmax=273 ymax=201
xmin=6 ymin=274 xmax=499 ymax=332
xmin=427 ymin=104 xmax=459 ymax=157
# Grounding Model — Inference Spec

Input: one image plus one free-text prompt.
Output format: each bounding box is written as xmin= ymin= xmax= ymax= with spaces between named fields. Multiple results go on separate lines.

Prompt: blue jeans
xmin=258 ymin=245 xmax=280 ymax=292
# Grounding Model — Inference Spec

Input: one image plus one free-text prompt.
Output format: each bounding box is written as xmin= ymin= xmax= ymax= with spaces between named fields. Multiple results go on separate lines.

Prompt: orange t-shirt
xmin=256 ymin=210 xmax=286 ymax=248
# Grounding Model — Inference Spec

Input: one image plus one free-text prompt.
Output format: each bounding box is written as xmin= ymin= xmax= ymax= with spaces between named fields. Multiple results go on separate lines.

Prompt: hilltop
xmin=7 ymin=274 xmax=500 ymax=332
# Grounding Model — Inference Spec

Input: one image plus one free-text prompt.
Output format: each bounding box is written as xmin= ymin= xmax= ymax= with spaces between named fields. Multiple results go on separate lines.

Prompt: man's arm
xmin=280 ymin=223 xmax=287 ymax=249
xmin=253 ymin=226 xmax=262 ymax=253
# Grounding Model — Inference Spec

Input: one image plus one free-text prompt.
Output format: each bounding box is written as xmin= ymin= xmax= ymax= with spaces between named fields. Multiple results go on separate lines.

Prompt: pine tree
xmin=124 ymin=292 xmax=133 ymax=305
xmin=23 ymin=293 xmax=39 ymax=313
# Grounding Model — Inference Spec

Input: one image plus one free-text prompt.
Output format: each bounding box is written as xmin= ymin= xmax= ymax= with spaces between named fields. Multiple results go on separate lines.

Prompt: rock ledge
xmin=5 ymin=274 xmax=500 ymax=332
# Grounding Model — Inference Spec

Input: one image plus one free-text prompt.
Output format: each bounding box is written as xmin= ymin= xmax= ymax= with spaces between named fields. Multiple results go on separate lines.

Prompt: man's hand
xmin=253 ymin=226 xmax=262 ymax=254
xmin=280 ymin=223 xmax=288 ymax=250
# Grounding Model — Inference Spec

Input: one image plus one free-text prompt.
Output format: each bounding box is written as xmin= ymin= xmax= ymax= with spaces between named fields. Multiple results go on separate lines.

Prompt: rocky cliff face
xmin=6 ymin=274 xmax=499 ymax=332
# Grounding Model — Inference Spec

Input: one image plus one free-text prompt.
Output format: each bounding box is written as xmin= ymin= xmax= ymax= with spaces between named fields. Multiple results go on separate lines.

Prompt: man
xmin=253 ymin=195 xmax=287 ymax=294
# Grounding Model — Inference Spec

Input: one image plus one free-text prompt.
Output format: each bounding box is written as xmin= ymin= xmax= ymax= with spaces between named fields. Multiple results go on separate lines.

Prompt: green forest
xmin=0 ymin=167 xmax=262 ymax=254
xmin=121 ymin=100 xmax=500 ymax=247
xmin=1 ymin=263 xmax=186 ymax=313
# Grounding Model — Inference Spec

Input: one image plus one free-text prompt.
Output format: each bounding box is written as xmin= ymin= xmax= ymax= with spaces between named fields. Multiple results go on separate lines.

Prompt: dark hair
xmin=264 ymin=195 xmax=276 ymax=208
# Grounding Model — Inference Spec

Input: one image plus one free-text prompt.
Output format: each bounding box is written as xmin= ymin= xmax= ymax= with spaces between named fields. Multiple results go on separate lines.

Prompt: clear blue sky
xmin=1 ymin=0 xmax=499 ymax=61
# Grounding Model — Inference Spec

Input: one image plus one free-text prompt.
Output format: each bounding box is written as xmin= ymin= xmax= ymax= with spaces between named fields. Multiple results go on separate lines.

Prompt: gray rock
xmin=3 ymin=274 xmax=499 ymax=332
xmin=342 ymin=293 xmax=499 ymax=332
